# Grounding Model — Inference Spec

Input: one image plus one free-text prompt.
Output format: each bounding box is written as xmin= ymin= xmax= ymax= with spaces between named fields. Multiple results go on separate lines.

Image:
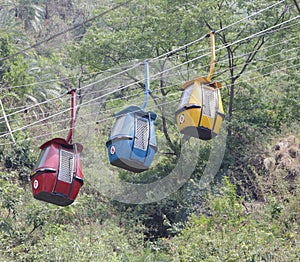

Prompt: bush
xmin=163 ymin=177 xmax=300 ymax=261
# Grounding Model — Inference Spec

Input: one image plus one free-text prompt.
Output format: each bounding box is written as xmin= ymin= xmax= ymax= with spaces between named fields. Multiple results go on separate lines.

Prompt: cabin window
xmin=110 ymin=115 xmax=127 ymax=137
xmin=134 ymin=117 xmax=149 ymax=151
xmin=33 ymin=146 xmax=51 ymax=169
xmin=178 ymin=84 xmax=194 ymax=108
xmin=202 ymin=87 xmax=218 ymax=117
xmin=58 ymin=149 xmax=74 ymax=183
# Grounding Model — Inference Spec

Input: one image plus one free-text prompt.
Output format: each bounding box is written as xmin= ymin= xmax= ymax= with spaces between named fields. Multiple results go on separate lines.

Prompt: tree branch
xmin=234 ymin=36 xmax=265 ymax=81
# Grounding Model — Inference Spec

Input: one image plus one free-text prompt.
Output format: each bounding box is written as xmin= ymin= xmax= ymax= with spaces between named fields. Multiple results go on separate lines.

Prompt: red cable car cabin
xmin=30 ymin=138 xmax=83 ymax=206
xmin=30 ymin=89 xmax=83 ymax=206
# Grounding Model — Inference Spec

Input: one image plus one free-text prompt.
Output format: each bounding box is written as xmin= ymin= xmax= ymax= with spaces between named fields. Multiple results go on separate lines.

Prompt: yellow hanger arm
xmin=207 ymin=31 xmax=215 ymax=82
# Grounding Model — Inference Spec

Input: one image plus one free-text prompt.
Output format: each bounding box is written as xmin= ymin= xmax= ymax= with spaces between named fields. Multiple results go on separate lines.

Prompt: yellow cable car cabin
xmin=175 ymin=76 xmax=225 ymax=140
xmin=175 ymin=31 xmax=225 ymax=140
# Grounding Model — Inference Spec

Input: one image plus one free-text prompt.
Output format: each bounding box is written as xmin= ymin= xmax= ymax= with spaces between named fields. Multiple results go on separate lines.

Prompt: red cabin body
xmin=30 ymin=138 xmax=83 ymax=206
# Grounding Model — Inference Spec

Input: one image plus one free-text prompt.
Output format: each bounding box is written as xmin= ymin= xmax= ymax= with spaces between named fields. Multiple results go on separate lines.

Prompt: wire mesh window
xmin=134 ymin=117 xmax=149 ymax=151
xmin=202 ymin=86 xmax=217 ymax=117
xmin=58 ymin=149 xmax=74 ymax=183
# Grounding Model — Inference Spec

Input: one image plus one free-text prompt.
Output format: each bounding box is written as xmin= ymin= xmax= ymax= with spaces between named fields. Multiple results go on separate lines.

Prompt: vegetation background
xmin=0 ymin=0 xmax=299 ymax=261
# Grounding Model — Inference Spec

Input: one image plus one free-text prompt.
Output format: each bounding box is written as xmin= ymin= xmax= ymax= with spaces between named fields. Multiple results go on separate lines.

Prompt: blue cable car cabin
xmin=106 ymin=106 xmax=157 ymax=173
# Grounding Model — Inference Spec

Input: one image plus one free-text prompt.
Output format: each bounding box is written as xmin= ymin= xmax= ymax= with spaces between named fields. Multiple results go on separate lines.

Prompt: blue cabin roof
xmin=115 ymin=106 xmax=157 ymax=121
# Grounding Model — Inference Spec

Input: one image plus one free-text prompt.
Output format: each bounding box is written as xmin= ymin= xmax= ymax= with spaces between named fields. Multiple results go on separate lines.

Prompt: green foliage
xmin=232 ymin=71 xmax=300 ymax=135
xmin=0 ymin=0 xmax=46 ymax=34
xmin=0 ymin=172 xmax=24 ymax=217
xmin=3 ymin=54 xmax=34 ymax=92
xmin=0 ymin=33 xmax=34 ymax=93
xmin=163 ymin=177 xmax=300 ymax=261
xmin=68 ymin=0 xmax=206 ymax=72
xmin=1 ymin=132 xmax=36 ymax=185
xmin=20 ymin=221 xmax=143 ymax=261
xmin=0 ymin=178 xmax=145 ymax=261
xmin=0 ymin=0 xmax=299 ymax=261
xmin=4 ymin=137 xmax=35 ymax=170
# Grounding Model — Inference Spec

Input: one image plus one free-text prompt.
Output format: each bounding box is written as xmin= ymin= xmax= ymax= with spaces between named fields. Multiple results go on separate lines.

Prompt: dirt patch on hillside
xmin=229 ymin=135 xmax=299 ymax=201
xmin=264 ymin=135 xmax=300 ymax=181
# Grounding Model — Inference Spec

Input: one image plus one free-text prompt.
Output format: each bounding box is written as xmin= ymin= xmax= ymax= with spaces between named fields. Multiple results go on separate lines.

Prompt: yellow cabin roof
xmin=181 ymin=76 xmax=222 ymax=90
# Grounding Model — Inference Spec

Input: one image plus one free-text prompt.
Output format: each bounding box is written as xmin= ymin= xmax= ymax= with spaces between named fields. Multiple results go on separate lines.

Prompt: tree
xmin=68 ymin=0 xmax=298 ymax=143
xmin=0 ymin=0 xmax=45 ymax=33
